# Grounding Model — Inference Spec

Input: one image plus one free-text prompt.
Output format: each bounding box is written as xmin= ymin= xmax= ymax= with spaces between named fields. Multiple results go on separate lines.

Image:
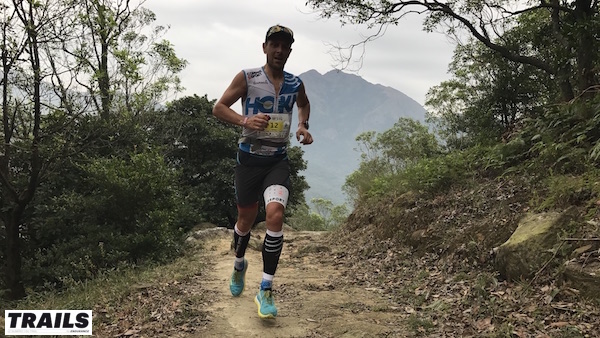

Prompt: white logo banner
xmin=4 ymin=310 xmax=92 ymax=336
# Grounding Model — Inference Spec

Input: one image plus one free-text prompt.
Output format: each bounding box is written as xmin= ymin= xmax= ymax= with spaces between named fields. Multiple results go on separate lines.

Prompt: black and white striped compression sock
xmin=261 ymin=229 xmax=284 ymax=288
xmin=233 ymin=224 xmax=250 ymax=271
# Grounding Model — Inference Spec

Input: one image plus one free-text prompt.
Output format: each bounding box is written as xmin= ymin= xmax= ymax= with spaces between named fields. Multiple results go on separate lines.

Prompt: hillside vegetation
xmin=311 ymin=97 xmax=600 ymax=336
xmin=2 ymin=1 xmax=600 ymax=336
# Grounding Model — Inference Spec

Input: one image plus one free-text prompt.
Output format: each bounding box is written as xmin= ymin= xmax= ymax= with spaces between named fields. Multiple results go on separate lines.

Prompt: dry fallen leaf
xmin=120 ymin=329 xmax=140 ymax=337
xmin=511 ymin=329 xmax=528 ymax=337
xmin=574 ymin=244 xmax=593 ymax=255
xmin=475 ymin=317 xmax=492 ymax=331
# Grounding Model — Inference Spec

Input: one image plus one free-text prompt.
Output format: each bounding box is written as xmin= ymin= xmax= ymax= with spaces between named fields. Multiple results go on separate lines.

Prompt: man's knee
xmin=237 ymin=202 xmax=259 ymax=231
xmin=265 ymin=204 xmax=285 ymax=225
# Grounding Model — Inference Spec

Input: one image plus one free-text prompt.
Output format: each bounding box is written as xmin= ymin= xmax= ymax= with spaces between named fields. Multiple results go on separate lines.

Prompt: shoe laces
xmin=232 ymin=270 xmax=242 ymax=283
xmin=262 ymin=290 xmax=274 ymax=305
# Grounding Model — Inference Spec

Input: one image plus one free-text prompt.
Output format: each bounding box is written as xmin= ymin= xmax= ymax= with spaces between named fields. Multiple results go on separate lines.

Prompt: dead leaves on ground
xmin=321 ymin=230 xmax=600 ymax=337
xmin=93 ymin=277 xmax=210 ymax=338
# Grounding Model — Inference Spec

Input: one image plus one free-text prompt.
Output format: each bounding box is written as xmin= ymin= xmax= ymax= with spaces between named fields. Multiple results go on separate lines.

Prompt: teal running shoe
xmin=229 ymin=259 xmax=248 ymax=297
xmin=254 ymin=289 xmax=277 ymax=319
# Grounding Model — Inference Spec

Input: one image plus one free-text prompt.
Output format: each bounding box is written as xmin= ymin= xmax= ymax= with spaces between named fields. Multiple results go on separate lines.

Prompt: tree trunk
xmin=3 ymin=211 xmax=26 ymax=300
xmin=548 ymin=0 xmax=576 ymax=101
xmin=0 ymin=0 xmax=44 ymax=300
xmin=99 ymin=40 xmax=111 ymax=120
xmin=97 ymin=3 xmax=112 ymax=121
xmin=574 ymin=0 xmax=597 ymax=98
xmin=556 ymin=66 xmax=576 ymax=102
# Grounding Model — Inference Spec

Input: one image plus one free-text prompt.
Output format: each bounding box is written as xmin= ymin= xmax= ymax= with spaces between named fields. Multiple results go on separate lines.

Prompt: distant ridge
xmin=297 ymin=69 xmax=426 ymax=205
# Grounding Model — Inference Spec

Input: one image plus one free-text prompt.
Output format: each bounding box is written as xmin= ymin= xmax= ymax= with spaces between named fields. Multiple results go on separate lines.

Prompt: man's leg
xmin=261 ymin=199 xmax=285 ymax=289
xmin=231 ymin=154 xmax=261 ymax=297
xmin=255 ymin=184 xmax=288 ymax=319
xmin=229 ymin=204 xmax=257 ymax=297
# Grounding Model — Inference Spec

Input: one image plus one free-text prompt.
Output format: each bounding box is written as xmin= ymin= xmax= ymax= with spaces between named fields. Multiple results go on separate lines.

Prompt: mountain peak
xmin=301 ymin=69 xmax=322 ymax=77
xmin=297 ymin=69 xmax=427 ymax=205
xmin=322 ymin=69 xmax=373 ymax=85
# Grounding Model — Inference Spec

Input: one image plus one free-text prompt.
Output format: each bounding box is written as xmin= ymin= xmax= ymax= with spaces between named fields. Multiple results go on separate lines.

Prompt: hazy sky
xmin=142 ymin=0 xmax=455 ymax=107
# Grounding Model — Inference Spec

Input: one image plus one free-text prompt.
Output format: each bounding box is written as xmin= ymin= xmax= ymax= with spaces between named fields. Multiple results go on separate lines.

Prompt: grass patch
xmin=536 ymin=172 xmax=600 ymax=211
xmin=554 ymin=326 xmax=585 ymax=338
xmin=0 ymin=248 xmax=208 ymax=336
xmin=406 ymin=313 xmax=436 ymax=336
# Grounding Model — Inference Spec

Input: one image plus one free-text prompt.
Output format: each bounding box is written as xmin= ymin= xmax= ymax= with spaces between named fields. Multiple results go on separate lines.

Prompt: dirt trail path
xmin=193 ymin=229 xmax=405 ymax=338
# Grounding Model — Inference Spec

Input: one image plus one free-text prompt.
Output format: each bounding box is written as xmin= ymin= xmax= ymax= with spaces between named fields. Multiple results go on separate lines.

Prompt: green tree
xmin=25 ymin=150 xmax=183 ymax=288
xmin=425 ymin=26 xmax=553 ymax=149
xmin=288 ymin=198 xmax=349 ymax=231
xmin=307 ymin=0 xmax=600 ymax=102
xmin=1 ymin=0 xmax=59 ymax=300
xmin=287 ymin=202 xmax=327 ymax=231
xmin=344 ymin=118 xmax=440 ymax=202
xmin=286 ymin=142 xmax=310 ymax=212
xmin=148 ymin=95 xmax=239 ymax=227
xmin=344 ymin=131 xmax=392 ymax=201
xmin=311 ymin=198 xmax=349 ymax=229
xmin=0 ymin=0 xmax=185 ymax=299
xmin=60 ymin=0 xmax=186 ymax=120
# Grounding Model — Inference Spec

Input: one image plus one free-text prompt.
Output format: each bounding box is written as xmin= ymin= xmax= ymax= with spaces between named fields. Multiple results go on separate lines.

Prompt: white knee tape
xmin=264 ymin=185 xmax=289 ymax=208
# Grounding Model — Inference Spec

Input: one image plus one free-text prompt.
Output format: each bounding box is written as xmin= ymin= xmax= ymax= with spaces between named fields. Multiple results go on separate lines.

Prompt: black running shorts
xmin=235 ymin=150 xmax=291 ymax=207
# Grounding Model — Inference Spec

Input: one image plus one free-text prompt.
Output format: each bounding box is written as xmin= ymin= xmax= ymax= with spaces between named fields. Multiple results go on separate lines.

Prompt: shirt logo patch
xmin=247 ymin=70 xmax=262 ymax=79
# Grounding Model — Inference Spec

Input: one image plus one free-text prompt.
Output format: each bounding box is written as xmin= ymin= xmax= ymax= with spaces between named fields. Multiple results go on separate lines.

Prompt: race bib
xmin=258 ymin=114 xmax=291 ymax=139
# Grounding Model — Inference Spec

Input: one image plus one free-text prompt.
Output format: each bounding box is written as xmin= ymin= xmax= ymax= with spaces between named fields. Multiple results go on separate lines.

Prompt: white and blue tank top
xmin=239 ymin=66 xmax=302 ymax=156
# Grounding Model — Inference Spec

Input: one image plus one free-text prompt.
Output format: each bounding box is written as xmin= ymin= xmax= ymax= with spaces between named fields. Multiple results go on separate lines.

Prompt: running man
xmin=212 ymin=24 xmax=313 ymax=319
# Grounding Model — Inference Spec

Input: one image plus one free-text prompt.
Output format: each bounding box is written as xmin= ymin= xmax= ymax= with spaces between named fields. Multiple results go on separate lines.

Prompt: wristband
xmin=243 ymin=117 xmax=248 ymax=127
xmin=299 ymin=120 xmax=309 ymax=130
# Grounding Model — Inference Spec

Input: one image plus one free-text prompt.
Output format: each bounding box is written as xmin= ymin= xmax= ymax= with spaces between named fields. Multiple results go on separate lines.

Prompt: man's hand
xmin=244 ymin=113 xmax=270 ymax=130
xmin=296 ymin=127 xmax=313 ymax=145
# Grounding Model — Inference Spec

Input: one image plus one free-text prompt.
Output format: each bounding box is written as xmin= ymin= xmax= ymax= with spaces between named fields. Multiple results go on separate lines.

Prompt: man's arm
xmin=296 ymin=82 xmax=310 ymax=127
xmin=212 ymin=71 xmax=247 ymax=126
xmin=295 ymin=82 xmax=313 ymax=145
xmin=213 ymin=71 xmax=269 ymax=130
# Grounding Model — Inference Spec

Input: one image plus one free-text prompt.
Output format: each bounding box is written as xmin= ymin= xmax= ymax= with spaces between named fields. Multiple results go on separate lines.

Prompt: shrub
xmin=24 ymin=151 xmax=184 ymax=289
